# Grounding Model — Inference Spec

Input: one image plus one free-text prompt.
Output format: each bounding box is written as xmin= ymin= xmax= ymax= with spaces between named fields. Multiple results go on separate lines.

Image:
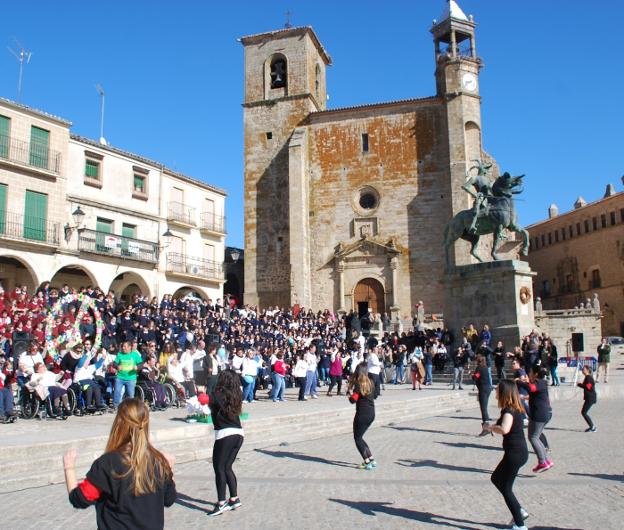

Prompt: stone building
xmin=526 ymin=186 xmax=624 ymax=336
xmin=0 ymin=97 xmax=226 ymax=302
xmin=242 ymin=1 xmax=499 ymax=316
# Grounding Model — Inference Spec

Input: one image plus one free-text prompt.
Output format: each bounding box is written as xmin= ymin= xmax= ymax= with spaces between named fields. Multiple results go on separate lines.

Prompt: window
xmin=561 ymin=228 xmax=566 ymax=241
xmin=270 ymin=57 xmax=287 ymax=89
xmin=566 ymin=274 xmax=574 ymax=292
xmin=569 ymin=225 xmax=573 ymax=238
xmin=554 ymin=230 xmax=559 ymax=243
xmin=0 ymin=183 xmax=6 ymax=234
xmin=362 ymin=133 xmax=369 ymax=153
xmin=592 ymin=217 xmax=597 ymax=230
xmin=621 ymin=208 xmax=624 ymax=223
xmin=96 ymin=217 xmax=114 ymax=252
xmin=601 ymin=214 xmax=606 ymax=228
xmin=266 ymin=132 xmax=273 ymax=140
xmin=315 ymin=64 xmax=321 ymax=100
xmin=576 ymin=222 xmax=581 ymax=236
xmin=542 ymin=280 xmax=551 ymax=297
xmin=23 ymin=190 xmax=48 ymax=241
xmin=132 ymin=166 xmax=148 ymax=198
xmin=0 ymin=115 xmax=10 ymax=158
xmin=541 ymin=234 xmax=545 ymax=246
xmin=359 ymin=192 xmax=377 ymax=210
xmin=548 ymin=232 xmax=552 ymax=244
xmin=591 ymin=269 xmax=601 ymax=289
xmin=121 ymin=223 xmax=137 ymax=256
xmin=584 ymin=219 xmax=589 ymax=233
xmin=29 ymin=126 xmax=49 ymax=169
xmin=610 ymin=211 xmax=616 ymax=225
xmin=85 ymin=159 xmax=100 ymax=180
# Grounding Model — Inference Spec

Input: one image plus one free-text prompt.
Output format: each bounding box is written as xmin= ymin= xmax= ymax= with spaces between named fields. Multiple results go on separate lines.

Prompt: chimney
xmin=548 ymin=203 xmax=558 ymax=219
xmin=574 ymin=196 xmax=587 ymax=209
xmin=604 ymin=184 xmax=616 ymax=198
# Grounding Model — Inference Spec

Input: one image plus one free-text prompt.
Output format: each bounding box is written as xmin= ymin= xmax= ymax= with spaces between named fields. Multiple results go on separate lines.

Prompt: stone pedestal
xmin=443 ymin=260 xmax=537 ymax=350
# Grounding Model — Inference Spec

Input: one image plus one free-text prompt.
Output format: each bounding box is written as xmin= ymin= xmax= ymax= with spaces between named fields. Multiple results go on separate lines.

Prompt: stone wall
xmin=535 ymin=309 xmax=602 ymax=355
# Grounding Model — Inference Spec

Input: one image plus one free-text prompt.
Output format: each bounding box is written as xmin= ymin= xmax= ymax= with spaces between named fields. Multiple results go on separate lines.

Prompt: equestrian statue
xmin=444 ymin=160 xmax=530 ymax=266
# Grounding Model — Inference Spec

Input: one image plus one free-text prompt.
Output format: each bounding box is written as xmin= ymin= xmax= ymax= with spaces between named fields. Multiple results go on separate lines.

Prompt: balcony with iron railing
xmin=167 ymin=201 xmax=196 ymax=226
xmin=0 ymin=210 xmax=60 ymax=245
xmin=199 ymin=212 xmax=226 ymax=235
xmin=0 ymin=133 xmax=62 ymax=175
xmin=166 ymin=252 xmax=224 ymax=281
xmin=78 ymin=229 xmax=159 ymax=263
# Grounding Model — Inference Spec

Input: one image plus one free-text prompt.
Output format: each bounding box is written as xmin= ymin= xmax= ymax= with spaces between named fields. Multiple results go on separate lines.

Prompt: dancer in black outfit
xmin=348 ymin=362 xmax=377 ymax=470
xmin=483 ymin=380 xmax=529 ymax=530
xmin=207 ymin=369 xmax=244 ymax=517
xmin=577 ymin=365 xmax=597 ymax=432
xmin=472 ymin=354 xmax=492 ymax=436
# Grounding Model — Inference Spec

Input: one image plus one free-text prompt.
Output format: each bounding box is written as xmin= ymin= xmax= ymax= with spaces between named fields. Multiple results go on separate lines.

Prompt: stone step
xmin=0 ymin=392 xmax=477 ymax=493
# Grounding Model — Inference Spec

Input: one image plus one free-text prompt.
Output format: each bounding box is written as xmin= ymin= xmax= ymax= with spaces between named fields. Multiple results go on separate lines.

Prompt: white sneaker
xmin=510 ymin=508 xmax=529 ymax=525
xmin=311 ymin=395 xmax=318 ymax=399
xmin=511 ymin=526 xmax=527 ymax=530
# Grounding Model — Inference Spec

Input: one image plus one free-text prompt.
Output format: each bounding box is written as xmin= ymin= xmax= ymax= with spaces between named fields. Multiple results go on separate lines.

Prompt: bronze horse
xmin=444 ymin=172 xmax=529 ymax=266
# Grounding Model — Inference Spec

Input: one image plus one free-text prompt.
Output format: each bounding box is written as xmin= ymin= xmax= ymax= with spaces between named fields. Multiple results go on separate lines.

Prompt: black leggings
xmin=328 ymin=375 xmax=342 ymax=394
xmin=478 ymin=389 xmax=491 ymax=424
xmin=491 ymin=448 xmax=528 ymax=527
xmin=213 ymin=434 xmax=244 ymax=502
xmin=297 ymin=377 xmax=307 ymax=400
xmin=353 ymin=409 xmax=375 ymax=460
xmin=581 ymin=400 xmax=595 ymax=429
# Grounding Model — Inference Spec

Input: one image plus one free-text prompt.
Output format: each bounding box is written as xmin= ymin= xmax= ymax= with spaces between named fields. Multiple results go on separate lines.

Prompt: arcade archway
xmin=353 ymin=277 xmax=385 ymax=317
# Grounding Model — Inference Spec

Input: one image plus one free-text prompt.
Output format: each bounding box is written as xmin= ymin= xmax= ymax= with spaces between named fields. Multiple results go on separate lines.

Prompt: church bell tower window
xmin=270 ymin=58 xmax=287 ymax=89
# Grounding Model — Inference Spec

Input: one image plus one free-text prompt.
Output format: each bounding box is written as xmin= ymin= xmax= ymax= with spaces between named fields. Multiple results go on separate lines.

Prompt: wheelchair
xmin=17 ymin=385 xmax=77 ymax=420
xmin=135 ymin=380 xmax=174 ymax=411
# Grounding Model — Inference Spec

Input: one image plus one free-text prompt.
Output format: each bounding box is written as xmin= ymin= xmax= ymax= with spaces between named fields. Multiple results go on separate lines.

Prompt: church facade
xmin=241 ymin=1 xmax=495 ymax=317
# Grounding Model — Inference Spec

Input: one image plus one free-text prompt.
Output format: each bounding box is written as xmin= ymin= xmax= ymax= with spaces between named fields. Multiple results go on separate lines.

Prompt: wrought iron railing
xmin=167 ymin=201 xmax=196 ymax=225
xmin=78 ymin=229 xmax=158 ymax=263
xmin=200 ymin=212 xmax=226 ymax=234
xmin=166 ymin=252 xmax=223 ymax=280
xmin=0 ymin=133 xmax=62 ymax=174
xmin=0 ymin=210 xmax=60 ymax=244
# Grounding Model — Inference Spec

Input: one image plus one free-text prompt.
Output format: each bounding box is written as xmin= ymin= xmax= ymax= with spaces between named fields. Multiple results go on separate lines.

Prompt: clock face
xmin=462 ymin=73 xmax=477 ymax=92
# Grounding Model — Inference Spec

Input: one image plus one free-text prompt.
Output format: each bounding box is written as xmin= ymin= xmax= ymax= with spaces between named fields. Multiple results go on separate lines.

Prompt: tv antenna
xmin=7 ymin=39 xmax=32 ymax=102
xmin=95 ymin=83 xmax=107 ymax=145
xmin=284 ymin=9 xmax=293 ymax=29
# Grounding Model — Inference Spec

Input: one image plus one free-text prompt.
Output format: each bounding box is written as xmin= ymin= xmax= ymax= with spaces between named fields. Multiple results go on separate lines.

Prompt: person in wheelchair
xmin=166 ymin=354 xmax=196 ymax=401
xmin=73 ymin=348 xmax=107 ymax=414
xmin=139 ymin=355 xmax=168 ymax=410
xmin=27 ymin=362 xmax=72 ymax=419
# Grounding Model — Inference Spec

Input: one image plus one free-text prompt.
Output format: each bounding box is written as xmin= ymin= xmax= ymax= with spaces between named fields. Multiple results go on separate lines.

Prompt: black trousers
xmin=581 ymin=400 xmax=595 ymax=428
xmin=328 ymin=375 xmax=342 ymax=394
xmin=491 ymin=447 xmax=528 ymax=527
xmin=213 ymin=434 xmax=244 ymax=502
xmin=368 ymin=373 xmax=381 ymax=399
xmin=297 ymin=377 xmax=307 ymax=400
xmin=353 ymin=409 xmax=375 ymax=460
xmin=478 ymin=388 xmax=491 ymax=424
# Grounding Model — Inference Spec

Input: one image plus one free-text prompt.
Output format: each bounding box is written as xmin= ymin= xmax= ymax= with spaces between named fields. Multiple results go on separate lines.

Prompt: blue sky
xmin=1 ymin=1 xmax=623 ymax=248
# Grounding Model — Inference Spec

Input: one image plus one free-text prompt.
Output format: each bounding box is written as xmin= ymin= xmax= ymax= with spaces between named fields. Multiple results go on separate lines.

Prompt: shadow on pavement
xmin=396 ymin=458 xmax=490 ymax=475
xmin=175 ymin=492 xmax=214 ymax=514
xmin=254 ymin=448 xmax=357 ymax=468
xmin=436 ymin=441 xmax=501 ymax=452
xmin=384 ymin=425 xmax=469 ymax=437
xmin=437 ymin=415 xmax=482 ymax=421
xmin=329 ymin=498 xmax=507 ymax=529
xmin=568 ymin=472 xmax=624 ymax=482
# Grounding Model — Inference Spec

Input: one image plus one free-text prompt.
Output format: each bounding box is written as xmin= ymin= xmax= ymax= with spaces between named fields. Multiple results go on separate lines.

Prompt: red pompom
xmin=474 ymin=372 xmax=480 ymax=378
xmin=198 ymin=393 xmax=210 ymax=405
xmin=352 ymin=392 xmax=360 ymax=402
xmin=586 ymin=383 xmax=592 ymax=391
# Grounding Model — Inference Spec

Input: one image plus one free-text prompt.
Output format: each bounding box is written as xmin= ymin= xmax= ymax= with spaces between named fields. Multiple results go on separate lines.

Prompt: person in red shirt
xmin=270 ymin=352 xmax=287 ymax=402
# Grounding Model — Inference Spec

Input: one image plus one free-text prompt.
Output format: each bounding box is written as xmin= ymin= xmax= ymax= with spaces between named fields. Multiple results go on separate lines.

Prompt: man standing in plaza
xmin=596 ymin=338 xmax=610 ymax=383
xmin=452 ymin=345 xmax=467 ymax=390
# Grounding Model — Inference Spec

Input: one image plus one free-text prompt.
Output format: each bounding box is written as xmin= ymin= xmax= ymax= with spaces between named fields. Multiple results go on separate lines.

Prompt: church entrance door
xmin=353 ymin=278 xmax=385 ymax=317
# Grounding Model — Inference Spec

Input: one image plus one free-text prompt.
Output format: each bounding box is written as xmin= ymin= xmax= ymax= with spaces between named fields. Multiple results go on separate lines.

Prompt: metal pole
xmin=99 ymin=91 xmax=105 ymax=142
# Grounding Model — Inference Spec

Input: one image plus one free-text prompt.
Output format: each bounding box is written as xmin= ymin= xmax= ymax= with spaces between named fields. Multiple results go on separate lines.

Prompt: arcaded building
xmin=242 ymin=1 xmax=500 ymax=316
xmin=527 ymin=186 xmax=624 ymax=336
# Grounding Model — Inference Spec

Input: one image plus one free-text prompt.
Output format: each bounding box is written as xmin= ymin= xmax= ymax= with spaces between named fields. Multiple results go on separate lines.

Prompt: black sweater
xmin=519 ymin=378 xmax=551 ymax=422
xmin=210 ymin=391 xmax=243 ymax=431
xmin=472 ymin=366 xmax=491 ymax=392
xmin=577 ymin=375 xmax=597 ymax=403
xmin=69 ymin=451 xmax=176 ymax=530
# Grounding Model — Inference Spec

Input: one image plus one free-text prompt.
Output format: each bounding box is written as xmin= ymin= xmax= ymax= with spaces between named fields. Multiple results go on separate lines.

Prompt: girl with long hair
xmin=519 ymin=365 xmax=553 ymax=473
xmin=483 ymin=380 xmax=530 ymax=530
xmin=206 ymin=369 xmax=244 ymax=516
xmin=64 ymin=398 xmax=176 ymax=529
xmin=577 ymin=364 xmax=597 ymax=432
xmin=472 ymin=354 xmax=493 ymax=436
xmin=347 ymin=362 xmax=376 ymax=470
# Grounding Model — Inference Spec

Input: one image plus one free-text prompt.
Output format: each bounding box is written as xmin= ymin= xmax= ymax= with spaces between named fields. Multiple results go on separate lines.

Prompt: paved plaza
xmin=3 ymin=360 xmax=623 ymax=530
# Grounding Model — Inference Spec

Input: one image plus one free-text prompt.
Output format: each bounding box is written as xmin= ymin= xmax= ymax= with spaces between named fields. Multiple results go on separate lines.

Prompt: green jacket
xmin=597 ymin=344 xmax=610 ymax=363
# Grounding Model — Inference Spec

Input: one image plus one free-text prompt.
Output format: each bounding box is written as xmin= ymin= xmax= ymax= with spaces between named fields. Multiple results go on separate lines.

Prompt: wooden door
xmin=353 ymin=278 xmax=385 ymax=316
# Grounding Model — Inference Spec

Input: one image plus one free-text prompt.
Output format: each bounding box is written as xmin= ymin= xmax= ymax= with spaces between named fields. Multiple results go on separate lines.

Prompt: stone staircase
xmin=0 ymin=390 xmax=477 ymax=493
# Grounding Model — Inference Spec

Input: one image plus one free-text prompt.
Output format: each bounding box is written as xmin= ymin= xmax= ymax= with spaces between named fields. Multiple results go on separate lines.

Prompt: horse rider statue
xmin=462 ymin=159 xmax=494 ymax=235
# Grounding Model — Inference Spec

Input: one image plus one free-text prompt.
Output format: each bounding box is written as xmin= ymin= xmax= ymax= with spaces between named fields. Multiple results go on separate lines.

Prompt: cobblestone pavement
xmin=4 ymin=366 xmax=624 ymax=530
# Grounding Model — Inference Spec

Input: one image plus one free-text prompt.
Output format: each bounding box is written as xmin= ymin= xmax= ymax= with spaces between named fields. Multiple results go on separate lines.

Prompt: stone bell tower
xmin=432 ymin=0 xmax=486 ymax=266
xmin=240 ymin=27 xmax=331 ymax=308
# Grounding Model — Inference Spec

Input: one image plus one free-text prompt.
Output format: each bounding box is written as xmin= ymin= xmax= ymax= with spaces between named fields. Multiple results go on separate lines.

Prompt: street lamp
xmin=64 ymin=205 xmax=86 ymax=241
xmin=230 ymin=248 xmax=240 ymax=263
xmin=161 ymin=228 xmax=173 ymax=249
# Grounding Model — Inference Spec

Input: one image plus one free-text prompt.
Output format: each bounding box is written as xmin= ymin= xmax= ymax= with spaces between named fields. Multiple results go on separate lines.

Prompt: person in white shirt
xmin=367 ymin=346 xmax=382 ymax=398
xmin=303 ymin=347 xmax=318 ymax=399
xmin=241 ymin=350 xmax=259 ymax=403
xmin=27 ymin=362 xmax=71 ymax=417
xmin=18 ymin=344 xmax=44 ymax=381
xmin=231 ymin=349 xmax=244 ymax=374
xmin=292 ymin=354 xmax=308 ymax=401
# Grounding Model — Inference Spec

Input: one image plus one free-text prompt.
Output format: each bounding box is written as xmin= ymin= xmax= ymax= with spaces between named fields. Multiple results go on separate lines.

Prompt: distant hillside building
xmin=241 ymin=1 xmax=501 ymax=316
xmin=526 ymin=186 xmax=624 ymax=336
